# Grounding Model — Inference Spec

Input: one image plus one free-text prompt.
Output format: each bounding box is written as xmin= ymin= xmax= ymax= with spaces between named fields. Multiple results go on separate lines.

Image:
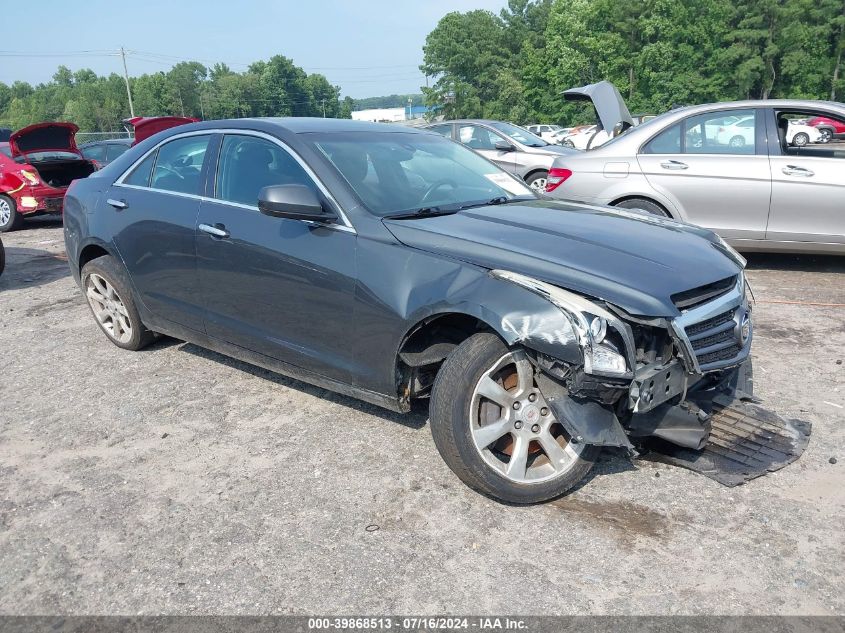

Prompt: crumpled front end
xmin=489 ymin=268 xmax=806 ymax=482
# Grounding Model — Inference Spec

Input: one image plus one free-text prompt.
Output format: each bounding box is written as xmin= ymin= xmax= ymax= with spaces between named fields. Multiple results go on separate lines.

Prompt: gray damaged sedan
xmin=63 ymin=118 xmax=795 ymax=503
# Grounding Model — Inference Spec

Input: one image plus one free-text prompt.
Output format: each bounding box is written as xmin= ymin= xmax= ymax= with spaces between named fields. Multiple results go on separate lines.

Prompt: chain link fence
xmin=75 ymin=131 xmax=134 ymax=145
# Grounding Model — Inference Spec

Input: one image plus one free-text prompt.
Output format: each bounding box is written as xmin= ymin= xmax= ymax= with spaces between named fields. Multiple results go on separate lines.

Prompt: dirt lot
xmin=0 ymin=218 xmax=843 ymax=615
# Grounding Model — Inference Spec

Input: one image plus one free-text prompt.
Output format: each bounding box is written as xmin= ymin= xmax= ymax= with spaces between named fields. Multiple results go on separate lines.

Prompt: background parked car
xmin=0 ymin=128 xmax=11 ymax=142
xmin=808 ymin=115 xmax=845 ymax=143
xmin=526 ymin=124 xmax=565 ymax=142
xmin=715 ymin=115 xmax=821 ymax=148
xmin=0 ymin=122 xmax=97 ymax=232
xmin=426 ymin=119 xmax=577 ymax=190
xmin=80 ymin=138 xmax=132 ymax=168
xmin=544 ymin=94 xmax=845 ymax=254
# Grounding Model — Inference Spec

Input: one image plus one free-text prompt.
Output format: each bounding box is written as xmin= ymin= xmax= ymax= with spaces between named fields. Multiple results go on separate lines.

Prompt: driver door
xmin=196 ymin=133 xmax=358 ymax=383
xmin=456 ymin=124 xmax=516 ymax=173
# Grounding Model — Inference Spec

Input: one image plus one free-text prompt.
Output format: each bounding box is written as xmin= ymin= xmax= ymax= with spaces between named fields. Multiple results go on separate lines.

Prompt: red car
xmin=126 ymin=116 xmax=198 ymax=145
xmin=807 ymin=115 xmax=845 ymax=143
xmin=0 ymin=122 xmax=97 ymax=232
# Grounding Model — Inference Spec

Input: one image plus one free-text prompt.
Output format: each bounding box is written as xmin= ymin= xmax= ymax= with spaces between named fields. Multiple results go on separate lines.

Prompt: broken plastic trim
xmin=490 ymin=270 xmax=636 ymax=379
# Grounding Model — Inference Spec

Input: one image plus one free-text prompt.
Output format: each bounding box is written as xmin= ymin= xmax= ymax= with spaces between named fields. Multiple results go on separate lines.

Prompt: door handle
xmin=107 ymin=198 xmax=128 ymax=210
xmin=782 ymin=165 xmax=814 ymax=177
xmin=198 ymin=223 xmax=230 ymax=238
xmin=660 ymin=160 xmax=688 ymax=170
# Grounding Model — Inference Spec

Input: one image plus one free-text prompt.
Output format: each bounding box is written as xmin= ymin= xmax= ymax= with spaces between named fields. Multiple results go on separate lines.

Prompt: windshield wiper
xmin=383 ymin=206 xmax=459 ymax=220
xmin=458 ymin=195 xmax=535 ymax=211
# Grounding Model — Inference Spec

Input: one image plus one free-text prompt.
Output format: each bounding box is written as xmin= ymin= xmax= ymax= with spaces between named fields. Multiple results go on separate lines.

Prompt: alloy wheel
xmin=469 ymin=350 xmax=584 ymax=484
xmin=0 ymin=198 xmax=11 ymax=227
xmin=85 ymin=273 xmax=134 ymax=344
xmin=819 ymin=129 xmax=832 ymax=143
xmin=528 ymin=177 xmax=547 ymax=192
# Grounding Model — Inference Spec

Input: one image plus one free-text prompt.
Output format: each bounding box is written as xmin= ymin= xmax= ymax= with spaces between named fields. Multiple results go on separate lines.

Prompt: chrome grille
xmin=682 ymin=305 xmax=744 ymax=371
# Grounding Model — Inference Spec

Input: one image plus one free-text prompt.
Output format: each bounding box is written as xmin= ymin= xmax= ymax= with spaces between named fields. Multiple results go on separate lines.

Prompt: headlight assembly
xmin=715 ymin=234 xmax=747 ymax=268
xmin=491 ymin=270 xmax=634 ymax=378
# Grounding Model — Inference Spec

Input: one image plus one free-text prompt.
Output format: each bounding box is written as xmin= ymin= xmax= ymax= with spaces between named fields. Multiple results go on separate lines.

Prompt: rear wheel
xmin=525 ymin=170 xmax=548 ymax=192
xmin=729 ymin=135 xmax=746 ymax=148
xmin=792 ymin=132 xmax=810 ymax=147
xmin=429 ymin=333 xmax=598 ymax=504
xmin=613 ymin=197 xmax=670 ymax=218
xmin=81 ymin=255 xmax=155 ymax=351
xmin=0 ymin=195 xmax=23 ymax=233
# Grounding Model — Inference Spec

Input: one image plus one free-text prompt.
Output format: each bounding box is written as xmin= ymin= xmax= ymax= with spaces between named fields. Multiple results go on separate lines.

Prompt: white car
xmin=560 ymin=125 xmax=610 ymax=150
xmin=717 ymin=116 xmax=821 ymax=148
xmin=526 ymin=124 xmax=565 ymax=142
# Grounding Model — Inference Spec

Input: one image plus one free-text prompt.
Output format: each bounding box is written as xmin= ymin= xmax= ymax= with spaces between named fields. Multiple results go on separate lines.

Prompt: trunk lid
xmin=10 ymin=122 xmax=81 ymax=158
xmin=563 ymin=81 xmax=634 ymax=135
xmin=126 ymin=116 xmax=199 ymax=145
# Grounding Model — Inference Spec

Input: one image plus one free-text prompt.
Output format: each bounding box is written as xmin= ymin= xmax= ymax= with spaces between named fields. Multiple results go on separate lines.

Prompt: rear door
xmin=766 ymin=107 xmax=845 ymax=245
xmin=109 ymin=133 xmax=214 ymax=332
xmin=636 ymin=108 xmax=771 ymax=239
xmin=196 ymin=132 xmax=357 ymax=382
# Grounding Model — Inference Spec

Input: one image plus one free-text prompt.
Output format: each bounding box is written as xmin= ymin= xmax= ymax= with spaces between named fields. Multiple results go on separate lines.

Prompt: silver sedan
xmin=544 ymin=99 xmax=845 ymax=254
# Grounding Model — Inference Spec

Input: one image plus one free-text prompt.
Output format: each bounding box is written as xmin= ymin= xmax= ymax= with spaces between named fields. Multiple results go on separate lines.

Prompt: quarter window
xmin=151 ymin=134 xmax=211 ymax=195
xmin=123 ymin=151 xmax=157 ymax=187
xmin=642 ymin=124 xmax=681 ymax=154
xmin=215 ymin=135 xmax=315 ymax=206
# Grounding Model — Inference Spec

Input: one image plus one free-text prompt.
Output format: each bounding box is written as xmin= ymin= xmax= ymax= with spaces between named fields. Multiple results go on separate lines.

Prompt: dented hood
xmin=9 ymin=122 xmax=80 ymax=157
xmin=563 ymin=81 xmax=634 ymax=133
xmin=383 ymin=201 xmax=741 ymax=317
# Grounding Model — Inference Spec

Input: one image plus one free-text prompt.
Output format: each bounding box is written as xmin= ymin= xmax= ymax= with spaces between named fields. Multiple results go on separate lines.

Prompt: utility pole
xmin=120 ymin=47 xmax=135 ymax=118
xmin=321 ymin=99 xmax=326 ymax=118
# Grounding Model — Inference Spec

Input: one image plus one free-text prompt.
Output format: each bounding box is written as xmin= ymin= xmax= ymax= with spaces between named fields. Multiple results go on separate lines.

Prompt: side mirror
xmin=258 ymin=184 xmax=334 ymax=223
xmin=494 ymin=140 xmax=516 ymax=152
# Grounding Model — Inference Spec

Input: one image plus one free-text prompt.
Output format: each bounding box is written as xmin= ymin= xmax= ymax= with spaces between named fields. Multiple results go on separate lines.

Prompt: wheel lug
xmin=514 ymin=421 xmax=523 ymax=429
xmin=541 ymin=407 xmax=549 ymax=416
xmin=531 ymin=424 xmax=540 ymax=433
xmin=513 ymin=402 xmax=521 ymax=410
xmin=528 ymin=393 xmax=537 ymax=402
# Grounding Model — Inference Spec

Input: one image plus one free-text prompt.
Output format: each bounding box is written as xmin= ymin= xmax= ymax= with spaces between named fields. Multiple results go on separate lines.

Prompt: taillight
xmin=545 ymin=167 xmax=572 ymax=192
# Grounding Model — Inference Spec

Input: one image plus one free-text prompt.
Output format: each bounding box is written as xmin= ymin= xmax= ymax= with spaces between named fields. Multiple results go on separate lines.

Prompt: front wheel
xmin=817 ymin=128 xmax=832 ymax=144
xmin=729 ymin=135 xmax=746 ymax=148
xmin=429 ymin=333 xmax=598 ymax=504
xmin=0 ymin=195 xmax=23 ymax=233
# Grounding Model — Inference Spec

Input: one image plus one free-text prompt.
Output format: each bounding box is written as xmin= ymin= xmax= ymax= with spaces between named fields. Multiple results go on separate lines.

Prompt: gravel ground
xmin=0 ymin=218 xmax=843 ymax=615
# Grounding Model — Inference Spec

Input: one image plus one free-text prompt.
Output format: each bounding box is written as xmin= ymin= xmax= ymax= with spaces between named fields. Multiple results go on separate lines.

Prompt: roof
xmin=248 ymin=117 xmax=431 ymax=134
xmin=79 ymin=138 xmax=133 ymax=147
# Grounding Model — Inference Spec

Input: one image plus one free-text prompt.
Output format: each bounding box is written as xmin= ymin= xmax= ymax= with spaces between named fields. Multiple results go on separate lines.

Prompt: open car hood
xmin=126 ymin=116 xmax=199 ymax=145
xmin=563 ymin=81 xmax=634 ymax=134
xmin=9 ymin=122 xmax=80 ymax=157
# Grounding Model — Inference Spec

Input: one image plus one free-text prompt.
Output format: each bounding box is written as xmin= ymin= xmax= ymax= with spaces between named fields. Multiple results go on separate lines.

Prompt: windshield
xmin=17 ymin=150 xmax=81 ymax=162
xmin=310 ymin=132 xmax=535 ymax=217
xmin=487 ymin=121 xmax=548 ymax=147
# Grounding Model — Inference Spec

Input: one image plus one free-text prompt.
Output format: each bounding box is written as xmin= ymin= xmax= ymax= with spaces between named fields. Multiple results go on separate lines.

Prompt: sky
xmin=1 ymin=0 xmax=507 ymax=99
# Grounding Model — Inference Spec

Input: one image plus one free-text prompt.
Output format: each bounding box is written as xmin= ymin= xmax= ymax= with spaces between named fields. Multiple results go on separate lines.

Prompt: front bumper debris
xmin=642 ymin=396 xmax=811 ymax=486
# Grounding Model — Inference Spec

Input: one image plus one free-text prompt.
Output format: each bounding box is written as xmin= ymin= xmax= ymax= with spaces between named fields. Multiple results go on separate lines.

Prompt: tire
xmin=0 ymin=195 xmax=23 ymax=233
xmin=792 ymin=132 xmax=810 ymax=147
xmin=429 ymin=332 xmax=599 ymax=504
xmin=817 ymin=128 xmax=832 ymax=144
xmin=729 ymin=135 xmax=746 ymax=148
xmin=81 ymin=255 xmax=155 ymax=351
xmin=525 ymin=170 xmax=549 ymax=192
xmin=613 ymin=197 xmax=670 ymax=218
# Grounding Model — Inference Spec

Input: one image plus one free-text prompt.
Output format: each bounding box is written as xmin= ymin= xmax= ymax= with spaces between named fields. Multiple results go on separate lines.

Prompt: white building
xmin=351 ymin=107 xmax=408 ymax=123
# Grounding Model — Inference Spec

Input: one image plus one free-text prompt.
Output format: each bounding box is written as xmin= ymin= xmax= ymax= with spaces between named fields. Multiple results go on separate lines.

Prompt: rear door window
xmin=106 ymin=143 xmax=129 ymax=162
xmin=82 ymin=145 xmax=107 ymax=162
xmin=151 ymin=135 xmax=212 ymax=195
